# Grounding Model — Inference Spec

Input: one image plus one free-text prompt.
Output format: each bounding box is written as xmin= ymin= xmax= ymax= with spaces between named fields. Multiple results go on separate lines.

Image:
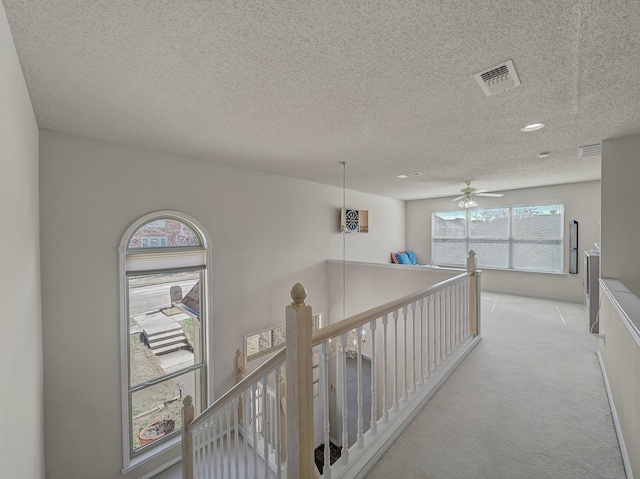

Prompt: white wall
xmin=601 ymin=134 xmax=640 ymax=296
xmin=38 ymin=130 xmax=406 ymax=479
xmin=0 ymin=4 xmax=44 ymax=478
xmin=599 ymin=133 xmax=640 ymax=476
xmin=406 ymin=181 xmax=601 ymax=301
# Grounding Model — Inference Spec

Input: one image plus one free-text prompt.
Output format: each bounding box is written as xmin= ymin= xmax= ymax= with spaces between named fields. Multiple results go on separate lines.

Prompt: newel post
xmin=467 ymin=250 xmax=481 ymax=336
xmin=182 ymin=395 xmax=195 ymax=479
xmin=285 ymin=282 xmax=315 ymax=479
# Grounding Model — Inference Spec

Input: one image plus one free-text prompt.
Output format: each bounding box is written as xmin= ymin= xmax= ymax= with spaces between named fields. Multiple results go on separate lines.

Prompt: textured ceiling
xmin=4 ymin=0 xmax=640 ymax=200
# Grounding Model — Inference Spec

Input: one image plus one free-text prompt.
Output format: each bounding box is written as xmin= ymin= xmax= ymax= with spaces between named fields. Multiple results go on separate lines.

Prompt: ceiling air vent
xmin=474 ymin=60 xmax=521 ymax=96
xmin=579 ymin=143 xmax=602 ymax=158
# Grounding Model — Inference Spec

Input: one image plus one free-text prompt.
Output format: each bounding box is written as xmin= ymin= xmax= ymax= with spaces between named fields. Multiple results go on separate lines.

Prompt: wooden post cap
xmin=290 ymin=283 xmax=308 ymax=306
xmin=183 ymin=395 xmax=193 ymax=407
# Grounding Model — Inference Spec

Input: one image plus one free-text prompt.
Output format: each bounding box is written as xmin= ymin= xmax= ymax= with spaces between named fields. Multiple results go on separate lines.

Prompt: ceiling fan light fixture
xmin=520 ymin=122 xmax=545 ymax=132
xmin=458 ymin=197 xmax=478 ymax=208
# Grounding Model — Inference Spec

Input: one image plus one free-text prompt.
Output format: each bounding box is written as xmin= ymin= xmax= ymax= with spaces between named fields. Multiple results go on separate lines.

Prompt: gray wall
xmin=601 ymin=134 xmax=640 ymax=296
xmin=38 ymin=130 xmax=406 ymax=479
xmin=406 ymin=181 xmax=601 ymax=302
xmin=0 ymin=4 xmax=44 ymax=478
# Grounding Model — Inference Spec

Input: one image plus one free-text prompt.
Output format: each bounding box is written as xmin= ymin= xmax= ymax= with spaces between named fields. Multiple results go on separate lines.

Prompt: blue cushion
xmin=396 ymin=252 xmax=411 ymax=265
xmin=406 ymin=251 xmax=418 ymax=265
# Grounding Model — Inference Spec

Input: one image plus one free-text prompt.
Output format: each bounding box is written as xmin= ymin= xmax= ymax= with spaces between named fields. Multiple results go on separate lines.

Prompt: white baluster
xmin=402 ymin=305 xmax=408 ymax=402
xmin=227 ymin=404 xmax=232 ymax=478
xmin=370 ymin=319 xmax=377 ymax=435
xmin=340 ymin=333 xmax=349 ymax=464
xmin=194 ymin=425 xmax=201 ymax=479
xmin=419 ymin=297 xmax=425 ymax=386
xmin=218 ymin=413 xmax=224 ymax=478
xmin=243 ymin=391 xmax=249 ymax=479
xmin=252 ymin=383 xmax=258 ymax=478
xmin=211 ymin=415 xmax=217 ymax=479
xmin=262 ymin=376 xmax=269 ymax=479
xmin=442 ymin=290 xmax=448 ymax=358
xmin=447 ymin=287 xmax=452 ymax=355
xmin=234 ymin=398 xmax=239 ymax=479
xmin=322 ymin=342 xmax=332 ymax=479
xmin=357 ymin=325 xmax=364 ymax=448
xmin=382 ymin=314 xmax=389 ymax=422
xmin=435 ymin=292 xmax=441 ymax=366
xmin=393 ymin=309 xmax=400 ymax=411
xmin=453 ymin=283 xmax=458 ymax=348
xmin=425 ymin=296 xmax=432 ymax=377
xmin=466 ymin=277 xmax=471 ymax=338
xmin=411 ymin=301 xmax=417 ymax=393
xmin=458 ymin=283 xmax=464 ymax=345
xmin=275 ymin=366 xmax=282 ymax=479
xmin=443 ymin=288 xmax=448 ymax=356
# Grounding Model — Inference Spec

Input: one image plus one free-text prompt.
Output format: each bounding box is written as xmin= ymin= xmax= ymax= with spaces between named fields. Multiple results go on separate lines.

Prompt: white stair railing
xmin=183 ymin=251 xmax=481 ymax=479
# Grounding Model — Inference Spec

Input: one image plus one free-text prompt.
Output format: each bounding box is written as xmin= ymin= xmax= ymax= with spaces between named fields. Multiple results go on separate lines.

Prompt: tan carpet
xmin=366 ymin=293 xmax=627 ymax=479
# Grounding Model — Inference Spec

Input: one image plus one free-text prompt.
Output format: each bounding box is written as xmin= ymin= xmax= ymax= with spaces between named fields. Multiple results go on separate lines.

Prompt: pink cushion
xmin=391 ymin=251 xmax=406 ymax=264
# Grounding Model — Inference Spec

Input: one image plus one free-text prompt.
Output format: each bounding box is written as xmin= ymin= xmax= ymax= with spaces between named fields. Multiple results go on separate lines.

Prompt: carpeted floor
xmin=365 ymin=293 xmax=627 ymax=479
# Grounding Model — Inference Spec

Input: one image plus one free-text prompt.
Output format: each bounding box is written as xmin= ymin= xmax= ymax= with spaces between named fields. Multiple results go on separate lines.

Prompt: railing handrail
xmin=312 ymin=271 xmax=473 ymax=347
xmin=189 ymin=347 xmax=286 ymax=431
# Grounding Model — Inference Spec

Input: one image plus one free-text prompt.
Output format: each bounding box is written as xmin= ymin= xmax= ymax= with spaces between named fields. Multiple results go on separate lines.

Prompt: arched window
xmin=119 ymin=211 xmax=210 ymax=470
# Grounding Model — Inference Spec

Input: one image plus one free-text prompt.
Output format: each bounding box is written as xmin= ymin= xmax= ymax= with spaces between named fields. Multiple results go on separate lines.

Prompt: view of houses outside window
xmin=121 ymin=215 xmax=208 ymax=463
xmin=432 ymin=204 xmax=563 ymax=273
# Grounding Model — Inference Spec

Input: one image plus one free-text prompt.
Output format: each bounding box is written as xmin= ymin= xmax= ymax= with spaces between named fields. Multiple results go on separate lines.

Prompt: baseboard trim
xmin=597 ymin=350 xmax=634 ymax=479
xmin=481 ymin=288 xmax=582 ymax=304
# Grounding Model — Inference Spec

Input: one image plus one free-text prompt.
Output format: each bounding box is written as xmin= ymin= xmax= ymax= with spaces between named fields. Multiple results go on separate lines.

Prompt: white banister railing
xmin=183 ymin=251 xmax=481 ymax=479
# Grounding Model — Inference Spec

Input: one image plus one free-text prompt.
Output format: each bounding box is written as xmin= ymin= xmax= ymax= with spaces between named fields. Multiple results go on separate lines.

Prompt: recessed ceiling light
xmin=396 ymin=171 xmax=423 ymax=179
xmin=520 ymin=123 xmax=545 ymax=132
xmin=538 ymin=151 xmax=550 ymax=158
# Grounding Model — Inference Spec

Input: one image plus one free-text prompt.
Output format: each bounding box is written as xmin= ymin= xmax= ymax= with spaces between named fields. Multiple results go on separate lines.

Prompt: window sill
xmin=121 ymin=436 xmax=180 ymax=476
xmin=433 ymin=263 xmax=566 ymax=276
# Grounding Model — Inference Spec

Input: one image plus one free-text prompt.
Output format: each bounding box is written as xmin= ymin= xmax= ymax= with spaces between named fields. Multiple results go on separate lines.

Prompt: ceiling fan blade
xmin=476 ymin=193 xmax=504 ymax=197
xmin=474 ymin=189 xmax=490 ymax=194
xmin=451 ymin=195 xmax=465 ymax=201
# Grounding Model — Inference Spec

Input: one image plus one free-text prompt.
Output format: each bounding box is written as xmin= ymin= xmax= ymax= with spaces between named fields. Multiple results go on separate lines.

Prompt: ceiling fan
xmin=452 ymin=181 xmax=504 ymax=208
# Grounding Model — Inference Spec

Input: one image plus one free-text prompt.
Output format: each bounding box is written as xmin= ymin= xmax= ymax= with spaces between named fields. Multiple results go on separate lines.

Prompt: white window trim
xmin=119 ymin=210 xmax=213 ymax=473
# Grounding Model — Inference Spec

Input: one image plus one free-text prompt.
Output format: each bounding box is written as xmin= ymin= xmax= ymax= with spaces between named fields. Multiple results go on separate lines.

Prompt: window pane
xmin=129 ymin=271 xmax=201 ymax=386
xmin=469 ymin=240 xmax=509 ymax=268
xmin=131 ymin=370 xmax=200 ymax=451
xmin=432 ymin=211 xmax=466 ymax=237
xmin=469 ymin=208 xmax=509 ymax=238
xmin=129 ymin=271 xmax=199 ymax=316
xmin=513 ymin=240 xmax=563 ymax=272
xmin=128 ymin=219 xmax=201 ymax=248
xmin=513 ymin=205 xmax=562 ymax=238
xmin=432 ymin=238 xmax=466 ymax=265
